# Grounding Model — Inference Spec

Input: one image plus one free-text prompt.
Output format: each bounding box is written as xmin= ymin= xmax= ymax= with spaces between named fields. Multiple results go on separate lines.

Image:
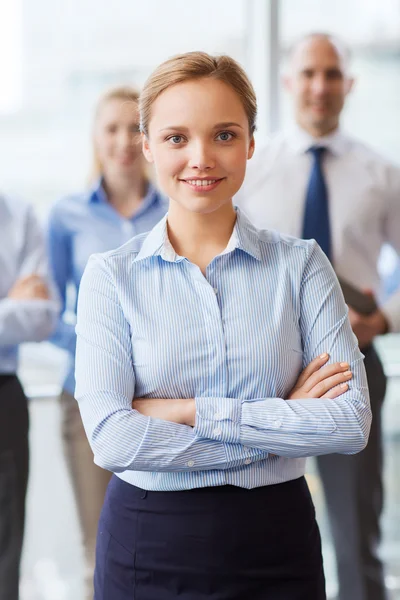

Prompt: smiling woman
xmin=75 ymin=51 xmax=371 ymax=600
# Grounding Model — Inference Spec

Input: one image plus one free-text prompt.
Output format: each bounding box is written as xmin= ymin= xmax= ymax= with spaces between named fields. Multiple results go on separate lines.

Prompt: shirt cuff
xmin=194 ymin=396 xmax=241 ymax=443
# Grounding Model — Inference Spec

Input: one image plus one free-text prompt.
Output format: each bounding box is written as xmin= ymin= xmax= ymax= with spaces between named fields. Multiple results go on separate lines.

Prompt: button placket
xmin=188 ymin=261 xmax=228 ymax=401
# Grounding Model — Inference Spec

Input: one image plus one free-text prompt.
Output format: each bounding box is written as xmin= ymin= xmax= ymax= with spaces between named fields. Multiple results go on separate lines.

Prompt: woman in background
xmin=47 ymin=86 xmax=167 ymax=599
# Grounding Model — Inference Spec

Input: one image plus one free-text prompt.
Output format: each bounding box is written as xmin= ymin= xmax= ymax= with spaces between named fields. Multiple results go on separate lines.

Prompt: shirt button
xmin=244 ymin=458 xmax=252 ymax=465
xmin=187 ymin=460 xmax=195 ymax=467
xmin=213 ymin=427 xmax=222 ymax=436
xmin=214 ymin=412 xmax=223 ymax=421
xmin=213 ymin=288 xmax=218 ymax=294
xmin=274 ymin=420 xmax=282 ymax=428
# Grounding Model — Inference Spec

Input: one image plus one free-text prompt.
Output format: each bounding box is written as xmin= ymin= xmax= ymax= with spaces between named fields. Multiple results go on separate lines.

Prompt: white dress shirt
xmin=0 ymin=195 xmax=59 ymax=374
xmin=235 ymin=127 xmax=400 ymax=332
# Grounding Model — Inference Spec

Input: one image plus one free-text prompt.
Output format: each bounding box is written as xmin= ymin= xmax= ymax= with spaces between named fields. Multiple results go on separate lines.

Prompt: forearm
xmin=80 ymin=393 xmax=268 ymax=473
xmin=0 ymin=298 xmax=58 ymax=346
xmin=194 ymin=384 xmax=371 ymax=458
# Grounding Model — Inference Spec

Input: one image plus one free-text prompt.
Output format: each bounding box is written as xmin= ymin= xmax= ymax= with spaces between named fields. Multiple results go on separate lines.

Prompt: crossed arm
xmin=75 ymin=247 xmax=371 ymax=474
xmin=132 ymin=354 xmax=354 ymax=425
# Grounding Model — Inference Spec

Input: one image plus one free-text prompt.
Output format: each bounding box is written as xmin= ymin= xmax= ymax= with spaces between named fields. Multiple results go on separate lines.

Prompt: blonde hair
xmin=139 ymin=51 xmax=257 ymax=136
xmin=89 ymin=85 xmax=141 ymax=183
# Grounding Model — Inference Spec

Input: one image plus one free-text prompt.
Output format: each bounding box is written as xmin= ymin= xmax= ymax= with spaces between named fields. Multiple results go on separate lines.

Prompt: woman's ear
xmin=248 ymin=135 xmax=255 ymax=159
xmin=142 ymin=133 xmax=154 ymax=163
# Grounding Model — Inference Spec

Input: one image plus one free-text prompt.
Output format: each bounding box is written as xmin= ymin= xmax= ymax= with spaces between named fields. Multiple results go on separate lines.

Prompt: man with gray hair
xmin=236 ymin=32 xmax=400 ymax=600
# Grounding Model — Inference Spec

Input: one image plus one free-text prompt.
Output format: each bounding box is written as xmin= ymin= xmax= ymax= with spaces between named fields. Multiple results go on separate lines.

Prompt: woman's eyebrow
xmin=159 ymin=122 xmax=244 ymax=132
xmin=159 ymin=125 xmax=189 ymax=132
xmin=213 ymin=122 xmax=244 ymax=129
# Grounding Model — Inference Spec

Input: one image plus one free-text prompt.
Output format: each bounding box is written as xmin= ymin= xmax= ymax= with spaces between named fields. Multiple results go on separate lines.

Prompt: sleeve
xmin=46 ymin=204 xmax=77 ymax=355
xmin=0 ymin=204 xmax=59 ymax=346
xmin=194 ymin=242 xmax=372 ymax=458
xmin=380 ymin=165 xmax=400 ymax=332
xmin=75 ymin=254 xmax=269 ymax=473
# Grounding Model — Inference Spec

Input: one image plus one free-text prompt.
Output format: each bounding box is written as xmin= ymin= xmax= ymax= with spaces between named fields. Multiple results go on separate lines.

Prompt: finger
xmin=303 ymin=361 xmax=350 ymax=393
xmin=322 ymin=382 xmax=349 ymax=399
xmin=310 ymin=370 xmax=352 ymax=397
xmin=295 ymin=353 xmax=330 ymax=389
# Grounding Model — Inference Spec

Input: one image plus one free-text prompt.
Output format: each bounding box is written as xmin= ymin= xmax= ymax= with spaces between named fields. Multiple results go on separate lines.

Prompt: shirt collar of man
xmin=288 ymin=124 xmax=351 ymax=157
xmin=133 ymin=208 xmax=262 ymax=264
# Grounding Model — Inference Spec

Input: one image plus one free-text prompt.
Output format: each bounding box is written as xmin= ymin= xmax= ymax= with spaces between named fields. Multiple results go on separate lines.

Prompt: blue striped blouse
xmin=75 ymin=208 xmax=371 ymax=491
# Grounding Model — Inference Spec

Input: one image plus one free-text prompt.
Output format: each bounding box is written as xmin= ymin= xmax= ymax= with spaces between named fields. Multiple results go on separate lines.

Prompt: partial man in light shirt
xmin=236 ymin=33 xmax=400 ymax=600
xmin=0 ymin=194 xmax=58 ymax=600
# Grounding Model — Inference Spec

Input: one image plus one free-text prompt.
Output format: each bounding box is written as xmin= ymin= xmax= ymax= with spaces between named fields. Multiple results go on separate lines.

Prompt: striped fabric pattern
xmin=75 ymin=209 xmax=371 ymax=491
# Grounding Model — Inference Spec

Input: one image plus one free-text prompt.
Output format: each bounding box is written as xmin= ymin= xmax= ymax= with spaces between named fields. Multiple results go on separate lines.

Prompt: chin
xmin=176 ymin=195 xmax=231 ymax=215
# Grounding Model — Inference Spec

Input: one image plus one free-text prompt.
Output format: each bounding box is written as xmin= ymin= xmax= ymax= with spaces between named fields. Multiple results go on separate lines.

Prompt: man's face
xmin=284 ymin=37 xmax=354 ymax=136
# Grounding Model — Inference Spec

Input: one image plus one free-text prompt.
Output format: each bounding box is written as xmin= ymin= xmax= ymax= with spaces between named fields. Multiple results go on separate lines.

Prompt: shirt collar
xmin=287 ymin=124 xmax=350 ymax=157
xmin=134 ymin=207 xmax=262 ymax=264
xmin=88 ymin=177 xmax=108 ymax=204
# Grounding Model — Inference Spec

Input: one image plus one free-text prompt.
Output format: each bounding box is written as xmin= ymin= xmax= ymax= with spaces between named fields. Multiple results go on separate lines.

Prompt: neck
xmin=167 ymin=201 xmax=237 ymax=272
xmin=103 ymin=172 xmax=148 ymax=217
xmin=297 ymin=119 xmax=339 ymax=139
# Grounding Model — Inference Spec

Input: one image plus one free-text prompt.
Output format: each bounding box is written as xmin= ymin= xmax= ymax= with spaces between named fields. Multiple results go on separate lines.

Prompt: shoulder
xmin=344 ymin=134 xmax=400 ymax=176
xmin=241 ymin=211 xmax=317 ymax=266
xmin=47 ymin=190 xmax=93 ymax=237
xmin=49 ymin=190 xmax=90 ymax=219
xmin=258 ymin=227 xmax=310 ymax=251
xmin=245 ymin=221 xmax=335 ymax=300
xmin=247 ymin=209 xmax=312 ymax=254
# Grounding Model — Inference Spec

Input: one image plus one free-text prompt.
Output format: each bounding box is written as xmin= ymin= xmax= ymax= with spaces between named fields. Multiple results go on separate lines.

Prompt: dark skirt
xmin=94 ymin=475 xmax=326 ymax=600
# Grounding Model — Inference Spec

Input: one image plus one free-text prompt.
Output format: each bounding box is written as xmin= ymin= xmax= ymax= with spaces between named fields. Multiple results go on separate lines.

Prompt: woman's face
xmin=142 ymin=78 xmax=254 ymax=215
xmin=94 ymin=98 xmax=143 ymax=179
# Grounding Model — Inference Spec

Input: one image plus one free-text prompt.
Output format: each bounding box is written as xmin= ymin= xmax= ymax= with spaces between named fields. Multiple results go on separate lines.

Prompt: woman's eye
xmin=217 ymin=131 xmax=234 ymax=141
xmin=168 ymin=135 xmax=183 ymax=144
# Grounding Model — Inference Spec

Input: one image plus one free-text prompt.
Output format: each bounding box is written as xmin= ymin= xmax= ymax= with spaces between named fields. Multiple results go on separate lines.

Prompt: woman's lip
xmin=179 ymin=177 xmax=223 ymax=181
xmin=180 ymin=178 xmax=224 ymax=192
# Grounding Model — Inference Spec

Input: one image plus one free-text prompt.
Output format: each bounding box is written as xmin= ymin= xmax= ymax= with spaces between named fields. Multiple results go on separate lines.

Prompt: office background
xmin=0 ymin=1 xmax=399 ymax=598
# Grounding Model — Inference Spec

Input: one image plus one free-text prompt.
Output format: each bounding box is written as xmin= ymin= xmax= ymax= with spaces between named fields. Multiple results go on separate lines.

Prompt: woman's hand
xmin=288 ymin=353 xmax=352 ymax=400
xmin=132 ymin=398 xmax=196 ymax=426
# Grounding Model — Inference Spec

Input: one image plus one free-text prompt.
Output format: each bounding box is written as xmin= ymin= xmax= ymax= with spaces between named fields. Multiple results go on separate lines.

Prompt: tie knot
xmin=308 ymin=146 xmax=326 ymax=160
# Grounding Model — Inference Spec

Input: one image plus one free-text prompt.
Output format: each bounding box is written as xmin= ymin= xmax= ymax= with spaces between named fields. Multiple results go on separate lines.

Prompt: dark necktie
xmin=301 ymin=146 xmax=331 ymax=261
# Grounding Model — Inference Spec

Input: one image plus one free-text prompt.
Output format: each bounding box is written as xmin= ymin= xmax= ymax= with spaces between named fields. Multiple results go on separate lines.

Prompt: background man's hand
xmin=8 ymin=274 xmax=49 ymax=300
